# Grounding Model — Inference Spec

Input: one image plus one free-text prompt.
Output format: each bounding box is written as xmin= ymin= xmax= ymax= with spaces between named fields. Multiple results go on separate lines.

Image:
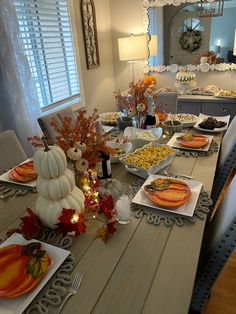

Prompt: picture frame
xmin=81 ymin=0 xmax=100 ymax=69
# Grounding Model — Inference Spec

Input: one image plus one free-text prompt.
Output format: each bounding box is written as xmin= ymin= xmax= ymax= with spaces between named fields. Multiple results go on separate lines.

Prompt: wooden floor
xmin=201 ymin=170 xmax=236 ymax=314
xmin=201 ymin=248 xmax=236 ymax=314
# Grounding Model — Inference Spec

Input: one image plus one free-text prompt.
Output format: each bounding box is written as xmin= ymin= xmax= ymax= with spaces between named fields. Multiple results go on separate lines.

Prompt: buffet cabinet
xmin=177 ymin=95 xmax=236 ymax=121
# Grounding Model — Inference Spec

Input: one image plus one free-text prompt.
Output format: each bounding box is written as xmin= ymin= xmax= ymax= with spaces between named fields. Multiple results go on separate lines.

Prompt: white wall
xmin=72 ymin=0 xmax=116 ymax=114
xmin=110 ymin=0 xmax=236 ymax=91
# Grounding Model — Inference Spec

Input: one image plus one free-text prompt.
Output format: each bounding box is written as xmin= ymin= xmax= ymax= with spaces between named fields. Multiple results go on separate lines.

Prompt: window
xmin=14 ymin=0 xmax=80 ymax=109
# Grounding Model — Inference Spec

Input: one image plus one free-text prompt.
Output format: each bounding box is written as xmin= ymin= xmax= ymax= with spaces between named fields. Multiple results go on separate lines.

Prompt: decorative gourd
xmin=97 ymin=179 xmax=124 ymax=201
xmin=66 ymin=147 xmax=82 ymax=161
xmin=176 ymin=71 xmax=196 ymax=85
xmin=36 ymin=169 xmax=75 ymax=201
xmin=35 ymin=186 xmax=85 ymax=229
xmin=33 ymin=139 xmax=67 ymax=179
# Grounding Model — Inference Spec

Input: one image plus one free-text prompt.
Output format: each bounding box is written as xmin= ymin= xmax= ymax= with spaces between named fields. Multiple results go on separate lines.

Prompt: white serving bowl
xmin=107 ymin=140 xmax=133 ymax=164
xmin=123 ymin=127 xmax=163 ymax=149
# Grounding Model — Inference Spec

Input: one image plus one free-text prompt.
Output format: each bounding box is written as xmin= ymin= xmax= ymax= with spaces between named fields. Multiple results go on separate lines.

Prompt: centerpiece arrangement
xmin=10 ymin=109 xmax=129 ymax=242
xmin=114 ymin=75 xmax=158 ymax=128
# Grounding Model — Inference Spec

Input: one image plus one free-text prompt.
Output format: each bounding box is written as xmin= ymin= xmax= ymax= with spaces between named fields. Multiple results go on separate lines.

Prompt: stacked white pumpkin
xmin=33 ymin=144 xmax=85 ymax=229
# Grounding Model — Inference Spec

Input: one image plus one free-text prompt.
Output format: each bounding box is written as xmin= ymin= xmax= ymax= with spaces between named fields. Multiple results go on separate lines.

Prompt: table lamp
xmin=118 ymin=34 xmax=157 ymax=81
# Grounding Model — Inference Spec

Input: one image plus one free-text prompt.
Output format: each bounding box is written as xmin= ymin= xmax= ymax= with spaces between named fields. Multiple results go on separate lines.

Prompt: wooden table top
xmin=0 ymin=132 xmax=222 ymax=314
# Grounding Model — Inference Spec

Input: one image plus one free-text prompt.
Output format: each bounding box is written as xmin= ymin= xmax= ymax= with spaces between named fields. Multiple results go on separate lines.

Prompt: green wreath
xmin=179 ymin=28 xmax=202 ymax=53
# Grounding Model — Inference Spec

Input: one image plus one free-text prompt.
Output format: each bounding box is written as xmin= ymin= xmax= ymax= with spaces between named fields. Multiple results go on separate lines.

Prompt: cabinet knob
xmin=221 ymin=108 xmax=228 ymax=113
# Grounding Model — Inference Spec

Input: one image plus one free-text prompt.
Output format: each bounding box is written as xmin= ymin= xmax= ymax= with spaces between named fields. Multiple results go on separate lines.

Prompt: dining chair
xmin=154 ymin=92 xmax=178 ymax=114
xmin=0 ymin=130 xmax=27 ymax=172
xmin=210 ymin=116 xmax=236 ymax=211
xmin=37 ymin=106 xmax=75 ymax=144
xmin=190 ymin=173 xmax=236 ymax=313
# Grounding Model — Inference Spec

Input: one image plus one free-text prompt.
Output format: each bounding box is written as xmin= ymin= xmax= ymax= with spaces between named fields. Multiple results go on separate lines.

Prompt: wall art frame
xmin=81 ymin=0 xmax=100 ymax=69
xmin=141 ymin=0 xmax=236 ymax=73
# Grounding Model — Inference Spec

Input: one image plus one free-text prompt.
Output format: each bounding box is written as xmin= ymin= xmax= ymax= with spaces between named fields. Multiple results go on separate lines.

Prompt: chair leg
xmin=188 ymin=309 xmax=201 ymax=314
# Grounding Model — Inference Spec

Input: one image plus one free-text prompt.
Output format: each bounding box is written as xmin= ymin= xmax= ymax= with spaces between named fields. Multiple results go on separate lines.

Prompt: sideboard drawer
xmin=201 ymin=102 xmax=236 ymax=120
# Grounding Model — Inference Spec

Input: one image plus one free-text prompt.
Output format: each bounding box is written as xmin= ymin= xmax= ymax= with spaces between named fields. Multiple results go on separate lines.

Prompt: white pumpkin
xmin=36 ymin=169 xmax=75 ymax=201
xmin=66 ymin=147 xmax=82 ymax=161
xmin=35 ymin=186 xmax=85 ymax=229
xmin=33 ymin=145 xmax=67 ymax=179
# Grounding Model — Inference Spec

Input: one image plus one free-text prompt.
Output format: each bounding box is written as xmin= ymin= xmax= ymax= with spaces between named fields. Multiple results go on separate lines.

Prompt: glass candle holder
xmin=115 ymin=195 xmax=131 ymax=224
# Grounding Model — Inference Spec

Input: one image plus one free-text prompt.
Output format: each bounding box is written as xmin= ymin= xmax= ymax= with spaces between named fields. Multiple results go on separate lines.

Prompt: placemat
xmin=130 ymin=178 xmax=212 ymax=227
xmin=156 ymin=137 xmax=218 ymax=157
xmin=24 ymin=230 xmax=75 ymax=313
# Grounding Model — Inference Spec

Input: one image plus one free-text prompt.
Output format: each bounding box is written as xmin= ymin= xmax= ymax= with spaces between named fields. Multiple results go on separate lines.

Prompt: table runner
xmin=130 ymin=178 xmax=212 ymax=227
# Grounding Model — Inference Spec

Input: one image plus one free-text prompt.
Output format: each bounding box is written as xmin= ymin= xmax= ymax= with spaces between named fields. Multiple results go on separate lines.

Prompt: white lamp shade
xmin=118 ymin=35 xmax=147 ymax=61
xmin=149 ymin=35 xmax=158 ymax=57
xmin=234 ymin=29 xmax=236 ymax=56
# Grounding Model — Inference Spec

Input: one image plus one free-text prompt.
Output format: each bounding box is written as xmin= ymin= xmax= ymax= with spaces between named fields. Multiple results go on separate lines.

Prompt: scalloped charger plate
xmin=0 ymin=233 xmax=70 ymax=314
xmin=132 ymin=174 xmax=203 ymax=217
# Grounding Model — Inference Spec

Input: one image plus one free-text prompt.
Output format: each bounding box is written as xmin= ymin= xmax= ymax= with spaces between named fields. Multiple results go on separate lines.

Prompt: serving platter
xmin=0 ymin=233 xmax=70 ymax=314
xmin=193 ymin=113 xmax=230 ymax=133
xmin=167 ymin=113 xmax=198 ymax=128
xmin=120 ymin=143 xmax=178 ymax=179
xmin=132 ymin=174 xmax=203 ymax=217
xmin=167 ymin=133 xmax=213 ymax=152
xmin=0 ymin=159 xmax=37 ymax=187
xmin=99 ymin=112 xmax=120 ymax=126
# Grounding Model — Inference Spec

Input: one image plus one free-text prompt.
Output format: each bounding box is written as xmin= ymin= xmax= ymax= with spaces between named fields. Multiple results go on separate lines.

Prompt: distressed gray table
xmin=0 ymin=133 xmax=222 ymax=314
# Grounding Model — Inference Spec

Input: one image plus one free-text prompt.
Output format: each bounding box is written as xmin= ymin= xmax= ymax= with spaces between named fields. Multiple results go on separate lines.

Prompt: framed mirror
xmin=142 ymin=0 xmax=236 ymax=72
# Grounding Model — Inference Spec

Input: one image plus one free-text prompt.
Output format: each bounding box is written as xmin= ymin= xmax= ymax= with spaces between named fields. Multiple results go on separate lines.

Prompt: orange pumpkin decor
xmin=144 ymin=178 xmax=192 ymax=208
xmin=0 ymin=242 xmax=51 ymax=298
xmin=177 ymin=133 xmax=209 ymax=149
xmin=142 ymin=75 xmax=157 ymax=86
xmin=9 ymin=161 xmax=37 ymax=183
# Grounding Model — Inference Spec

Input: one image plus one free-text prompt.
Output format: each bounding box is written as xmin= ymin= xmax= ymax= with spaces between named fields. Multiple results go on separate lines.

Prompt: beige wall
xmin=72 ymin=0 xmax=116 ymax=114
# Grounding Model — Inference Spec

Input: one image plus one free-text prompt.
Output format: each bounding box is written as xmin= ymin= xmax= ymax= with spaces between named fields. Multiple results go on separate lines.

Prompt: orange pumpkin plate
xmin=0 ymin=242 xmax=51 ymax=298
xmin=144 ymin=178 xmax=192 ymax=208
xmin=9 ymin=160 xmax=37 ymax=183
xmin=177 ymin=133 xmax=209 ymax=149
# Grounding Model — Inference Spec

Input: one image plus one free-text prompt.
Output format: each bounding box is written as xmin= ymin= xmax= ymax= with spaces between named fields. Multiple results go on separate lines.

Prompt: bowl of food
xmin=107 ymin=140 xmax=132 ymax=164
xmin=123 ymin=127 xmax=163 ymax=149
xmin=120 ymin=143 xmax=178 ymax=178
xmin=162 ymin=120 xmax=183 ymax=137
xmin=116 ymin=117 xmax=133 ymax=131
xmin=99 ymin=112 xmax=120 ymax=126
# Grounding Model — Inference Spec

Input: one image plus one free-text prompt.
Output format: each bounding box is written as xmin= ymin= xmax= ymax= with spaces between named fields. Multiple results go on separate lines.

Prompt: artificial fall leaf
xmin=107 ymin=221 xmax=117 ymax=234
xmin=20 ymin=208 xmax=42 ymax=239
xmin=58 ymin=208 xmax=76 ymax=225
xmin=99 ymin=195 xmax=114 ymax=220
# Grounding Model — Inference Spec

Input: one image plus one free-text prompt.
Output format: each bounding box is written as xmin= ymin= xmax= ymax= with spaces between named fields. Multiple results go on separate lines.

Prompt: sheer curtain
xmin=0 ymin=0 xmax=42 ymax=156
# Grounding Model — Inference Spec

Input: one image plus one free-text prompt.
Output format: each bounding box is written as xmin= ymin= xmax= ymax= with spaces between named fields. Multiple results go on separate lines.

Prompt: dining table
xmin=0 ymin=131 xmax=222 ymax=314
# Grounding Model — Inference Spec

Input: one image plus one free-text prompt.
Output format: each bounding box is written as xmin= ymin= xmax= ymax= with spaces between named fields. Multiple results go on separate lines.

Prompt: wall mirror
xmin=142 ymin=0 xmax=236 ymax=72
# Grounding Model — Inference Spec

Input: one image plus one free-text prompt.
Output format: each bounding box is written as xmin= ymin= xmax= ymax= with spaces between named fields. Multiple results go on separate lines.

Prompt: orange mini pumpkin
xmin=0 ymin=242 xmax=51 ymax=298
xmin=143 ymin=75 xmax=157 ymax=86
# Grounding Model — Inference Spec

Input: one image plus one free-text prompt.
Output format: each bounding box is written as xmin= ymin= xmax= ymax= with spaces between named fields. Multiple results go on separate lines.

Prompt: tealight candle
xmin=115 ymin=195 xmax=131 ymax=224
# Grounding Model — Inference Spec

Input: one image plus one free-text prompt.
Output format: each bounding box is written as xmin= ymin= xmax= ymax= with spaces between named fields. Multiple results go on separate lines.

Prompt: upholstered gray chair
xmin=0 ymin=130 xmax=27 ymax=172
xmin=190 ymin=173 xmax=236 ymax=313
xmin=210 ymin=116 xmax=236 ymax=210
xmin=154 ymin=92 xmax=178 ymax=114
xmin=37 ymin=106 xmax=75 ymax=144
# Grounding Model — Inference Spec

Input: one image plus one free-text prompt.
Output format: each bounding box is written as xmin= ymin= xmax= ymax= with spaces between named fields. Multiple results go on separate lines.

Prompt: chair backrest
xmin=190 ymin=174 xmax=236 ymax=312
xmin=211 ymin=116 xmax=236 ymax=207
xmin=0 ymin=130 xmax=27 ymax=172
xmin=38 ymin=106 xmax=75 ymax=144
xmin=154 ymin=92 xmax=178 ymax=114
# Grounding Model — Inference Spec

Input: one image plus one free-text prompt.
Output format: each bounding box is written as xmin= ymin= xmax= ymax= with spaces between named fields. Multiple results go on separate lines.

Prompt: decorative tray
xmin=120 ymin=143 xmax=178 ymax=178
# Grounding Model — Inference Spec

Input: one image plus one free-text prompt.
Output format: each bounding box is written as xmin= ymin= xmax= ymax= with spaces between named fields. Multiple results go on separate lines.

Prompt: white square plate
xmin=193 ymin=113 xmax=230 ymax=133
xmin=167 ymin=133 xmax=213 ymax=152
xmin=132 ymin=174 xmax=203 ymax=217
xmin=0 ymin=233 xmax=70 ymax=314
xmin=0 ymin=159 xmax=37 ymax=187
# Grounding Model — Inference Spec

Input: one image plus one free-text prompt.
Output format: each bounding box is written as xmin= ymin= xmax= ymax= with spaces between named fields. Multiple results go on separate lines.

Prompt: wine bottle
xmin=96 ymin=151 xmax=112 ymax=179
xmin=144 ymin=96 xmax=156 ymax=129
xmin=95 ymin=121 xmax=112 ymax=179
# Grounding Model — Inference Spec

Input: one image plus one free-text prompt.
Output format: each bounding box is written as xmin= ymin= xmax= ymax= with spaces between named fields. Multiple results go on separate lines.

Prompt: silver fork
xmin=57 ymin=272 xmax=83 ymax=313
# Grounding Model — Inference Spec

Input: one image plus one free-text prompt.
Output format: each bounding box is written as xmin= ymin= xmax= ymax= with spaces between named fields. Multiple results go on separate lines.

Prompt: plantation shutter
xmin=14 ymin=0 xmax=80 ymax=108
